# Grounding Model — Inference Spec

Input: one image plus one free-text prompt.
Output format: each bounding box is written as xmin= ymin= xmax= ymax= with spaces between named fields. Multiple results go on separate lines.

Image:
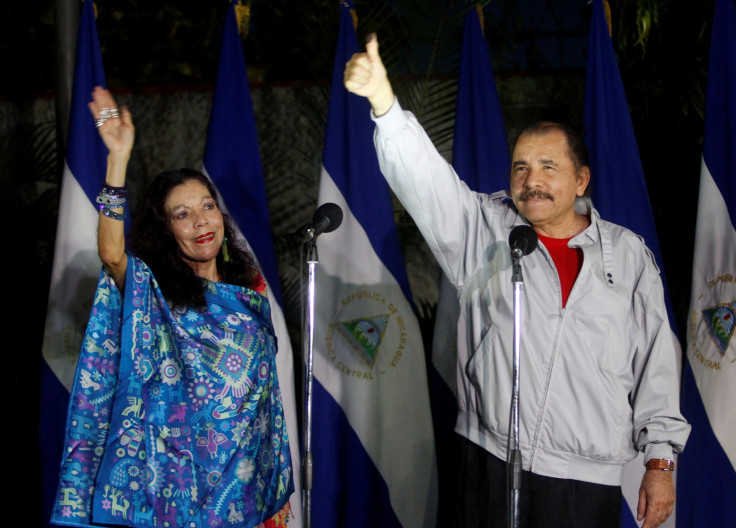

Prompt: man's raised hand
xmin=343 ymin=33 xmax=395 ymax=116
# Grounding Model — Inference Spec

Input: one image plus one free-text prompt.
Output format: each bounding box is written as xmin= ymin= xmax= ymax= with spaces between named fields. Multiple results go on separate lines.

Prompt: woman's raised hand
xmin=88 ymin=86 xmax=135 ymax=160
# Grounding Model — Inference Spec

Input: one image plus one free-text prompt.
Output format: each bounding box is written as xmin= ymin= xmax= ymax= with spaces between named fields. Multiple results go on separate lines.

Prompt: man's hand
xmin=343 ymin=33 xmax=395 ymax=116
xmin=637 ymin=470 xmax=675 ymax=528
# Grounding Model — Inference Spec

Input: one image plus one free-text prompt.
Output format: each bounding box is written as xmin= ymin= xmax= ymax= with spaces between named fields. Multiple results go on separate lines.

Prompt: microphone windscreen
xmin=508 ymin=225 xmax=538 ymax=256
xmin=315 ymin=202 xmax=343 ymax=233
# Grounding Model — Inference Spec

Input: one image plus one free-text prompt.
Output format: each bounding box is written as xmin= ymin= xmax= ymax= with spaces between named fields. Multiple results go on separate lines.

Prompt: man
xmin=344 ymin=34 xmax=690 ymax=528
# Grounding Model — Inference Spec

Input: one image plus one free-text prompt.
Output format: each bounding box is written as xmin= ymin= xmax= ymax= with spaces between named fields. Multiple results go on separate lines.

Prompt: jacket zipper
xmin=527 ymin=243 xmax=567 ymax=470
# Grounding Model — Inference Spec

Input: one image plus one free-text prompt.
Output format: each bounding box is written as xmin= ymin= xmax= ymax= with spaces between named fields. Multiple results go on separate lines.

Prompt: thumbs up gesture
xmin=344 ymin=33 xmax=395 ymax=116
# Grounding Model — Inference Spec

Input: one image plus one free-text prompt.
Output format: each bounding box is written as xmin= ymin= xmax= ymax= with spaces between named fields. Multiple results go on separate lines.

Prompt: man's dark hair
xmin=514 ymin=121 xmax=591 ymax=197
xmin=128 ymin=168 xmax=260 ymax=310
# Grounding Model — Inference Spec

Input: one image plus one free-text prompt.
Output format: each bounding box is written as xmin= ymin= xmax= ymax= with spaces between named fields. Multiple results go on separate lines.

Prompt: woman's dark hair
xmin=128 ymin=168 xmax=260 ymax=310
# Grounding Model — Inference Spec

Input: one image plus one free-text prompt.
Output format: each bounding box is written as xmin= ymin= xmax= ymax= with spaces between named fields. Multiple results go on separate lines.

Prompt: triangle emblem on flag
xmin=702 ymin=301 xmax=736 ymax=356
xmin=337 ymin=314 xmax=390 ymax=367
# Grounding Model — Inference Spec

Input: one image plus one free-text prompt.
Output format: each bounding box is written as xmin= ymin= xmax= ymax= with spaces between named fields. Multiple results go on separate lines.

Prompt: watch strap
xmin=645 ymin=458 xmax=675 ymax=471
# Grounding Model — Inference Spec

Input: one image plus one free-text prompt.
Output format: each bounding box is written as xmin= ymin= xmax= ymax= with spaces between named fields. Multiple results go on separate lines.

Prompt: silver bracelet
xmin=96 ymin=193 xmax=127 ymax=207
xmin=101 ymin=206 xmax=126 ymax=221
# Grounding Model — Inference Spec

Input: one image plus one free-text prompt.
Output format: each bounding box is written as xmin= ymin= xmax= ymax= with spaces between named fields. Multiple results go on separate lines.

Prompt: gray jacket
xmin=373 ymin=99 xmax=690 ymax=486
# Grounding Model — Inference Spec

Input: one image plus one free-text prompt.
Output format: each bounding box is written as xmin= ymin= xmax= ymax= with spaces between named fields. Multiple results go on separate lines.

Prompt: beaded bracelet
xmin=100 ymin=184 xmax=127 ymax=193
xmin=101 ymin=206 xmax=126 ymax=221
xmin=97 ymin=185 xmax=128 ymax=221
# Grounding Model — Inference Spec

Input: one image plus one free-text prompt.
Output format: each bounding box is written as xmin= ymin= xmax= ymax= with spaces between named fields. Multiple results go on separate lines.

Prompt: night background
xmin=0 ymin=0 xmax=716 ymax=526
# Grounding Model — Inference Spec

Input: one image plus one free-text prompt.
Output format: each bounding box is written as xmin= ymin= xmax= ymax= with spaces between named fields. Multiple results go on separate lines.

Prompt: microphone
xmin=302 ymin=202 xmax=343 ymax=241
xmin=508 ymin=225 xmax=538 ymax=258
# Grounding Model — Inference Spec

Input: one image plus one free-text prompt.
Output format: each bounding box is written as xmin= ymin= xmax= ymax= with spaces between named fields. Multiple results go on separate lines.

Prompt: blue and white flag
xmin=201 ymin=2 xmax=302 ymax=524
xmin=679 ymin=0 xmax=736 ymax=525
xmin=40 ymin=1 xmax=110 ymax=524
xmin=308 ymin=2 xmax=438 ymax=526
xmin=582 ymin=1 xmax=680 ymax=526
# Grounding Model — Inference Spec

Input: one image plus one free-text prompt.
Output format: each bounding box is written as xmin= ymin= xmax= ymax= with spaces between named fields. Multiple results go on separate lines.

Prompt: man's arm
xmin=344 ymin=33 xmax=502 ymax=286
xmin=629 ymin=244 xmax=691 ymax=528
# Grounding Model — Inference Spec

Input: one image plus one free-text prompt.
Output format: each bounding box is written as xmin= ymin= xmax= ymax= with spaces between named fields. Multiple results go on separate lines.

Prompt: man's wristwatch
xmin=645 ymin=458 xmax=675 ymax=471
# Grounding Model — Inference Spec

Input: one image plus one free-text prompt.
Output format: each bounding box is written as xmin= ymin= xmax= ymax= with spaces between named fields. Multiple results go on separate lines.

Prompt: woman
xmin=51 ymin=87 xmax=293 ymax=528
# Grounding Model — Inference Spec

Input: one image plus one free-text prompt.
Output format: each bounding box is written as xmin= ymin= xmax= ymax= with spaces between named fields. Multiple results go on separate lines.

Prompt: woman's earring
xmin=222 ymin=236 xmax=230 ymax=262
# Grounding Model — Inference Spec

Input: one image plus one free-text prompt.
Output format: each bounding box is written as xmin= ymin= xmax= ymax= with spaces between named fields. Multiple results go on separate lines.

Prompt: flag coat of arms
xmin=307 ymin=2 xmax=438 ymax=526
xmin=201 ymin=2 xmax=302 ymax=524
xmin=679 ymin=0 xmax=736 ymax=525
xmin=582 ymin=1 xmax=683 ymax=526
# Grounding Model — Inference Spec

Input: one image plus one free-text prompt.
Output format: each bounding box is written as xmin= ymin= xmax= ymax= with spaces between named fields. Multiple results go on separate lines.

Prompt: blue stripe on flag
xmin=617 ymin=499 xmax=639 ymax=528
xmin=40 ymin=362 xmax=72 ymax=527
xmin=583 ymin=0 xmax=670 ymax=300
xmin=702 ymin=0 xmax=736 ymax=222
xmin=582 ymin=2 xmax=680 ymax=526
xmin=453 ymin=8 xmax=509 ymax=191
xmin=678 ymin=363 xmax=736 ymax=526
xmin=678 ymin=0 xmax=736 ymax=525
xmin=202 ymin=2 xmax=282 ymax=303
xmin=66 ymin=0 xmax=108 ymax=201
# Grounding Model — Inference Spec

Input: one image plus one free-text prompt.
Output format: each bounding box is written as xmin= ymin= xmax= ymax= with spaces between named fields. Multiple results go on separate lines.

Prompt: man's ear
xmin=577 ymin=166 xmax=591 ymax=196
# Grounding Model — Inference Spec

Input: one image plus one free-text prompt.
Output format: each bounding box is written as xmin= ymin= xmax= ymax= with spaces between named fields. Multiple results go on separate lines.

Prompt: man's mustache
xmin=519 ymin=189 xmax=553 ymax=201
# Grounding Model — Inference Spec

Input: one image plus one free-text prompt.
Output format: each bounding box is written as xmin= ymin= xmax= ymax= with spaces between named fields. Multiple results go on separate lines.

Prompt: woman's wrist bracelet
xmin=97 ymin=184 xmax=128 ymax=221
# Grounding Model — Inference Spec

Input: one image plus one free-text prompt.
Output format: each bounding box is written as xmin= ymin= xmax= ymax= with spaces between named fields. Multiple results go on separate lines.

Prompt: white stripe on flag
xmin=687 ymin=160 xmax=736 ymax=467
xmin=42 ymin=162 xmax=100 ymax=390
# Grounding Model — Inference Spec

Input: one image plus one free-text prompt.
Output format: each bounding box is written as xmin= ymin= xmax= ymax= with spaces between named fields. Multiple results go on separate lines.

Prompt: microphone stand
xmin=298 ymin=204 xmax=342 ymax=528
xmin=508 ymin=248 xmax=524 ymax=528
xmin=301 ymin=235 xmax=318 ymax=528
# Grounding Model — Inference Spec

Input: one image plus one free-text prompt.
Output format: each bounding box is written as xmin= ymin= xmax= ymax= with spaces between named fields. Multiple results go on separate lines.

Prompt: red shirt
xmin=537 ymin=234 xmax=583 ymax=308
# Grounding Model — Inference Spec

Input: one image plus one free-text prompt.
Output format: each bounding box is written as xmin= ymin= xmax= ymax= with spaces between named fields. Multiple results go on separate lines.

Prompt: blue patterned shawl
xmin=51 ymin=255 xmax=293 ymax=527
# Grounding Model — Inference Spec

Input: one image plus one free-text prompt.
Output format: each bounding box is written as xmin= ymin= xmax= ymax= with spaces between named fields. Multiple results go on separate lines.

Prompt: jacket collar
xmin=571 ymin=198 xmax=617 ymax=288
xmin=501 ymin=195 xmax=618 ymax=288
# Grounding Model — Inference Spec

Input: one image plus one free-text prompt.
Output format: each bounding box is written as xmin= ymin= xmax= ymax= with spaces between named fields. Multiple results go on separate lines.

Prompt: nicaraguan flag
xmin=678 ymin=0 xmax=736 ymax=525
xmin=40 ymin=1 xmax=112 ymax=525
xmin=308 ymin=2 xmax=438 ymax=526
xmin=201 ymin=2 xmax=302 ymax=524
xmin=582 ymin=1 xmax=680 ymax=526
